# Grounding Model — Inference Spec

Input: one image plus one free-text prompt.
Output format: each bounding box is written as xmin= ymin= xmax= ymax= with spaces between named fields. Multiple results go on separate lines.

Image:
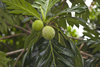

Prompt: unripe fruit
xmin=32 ymin=20 xmax=44 ymax=31
xmin=42 ymin=26 xmax=55 ymax=40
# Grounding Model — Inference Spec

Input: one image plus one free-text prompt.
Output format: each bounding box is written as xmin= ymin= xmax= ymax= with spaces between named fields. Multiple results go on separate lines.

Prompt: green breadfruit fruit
xmin=42 ymin=26 xmax=55 ymax=40
xmin=32 ymin=20 xmax=44 ymax=31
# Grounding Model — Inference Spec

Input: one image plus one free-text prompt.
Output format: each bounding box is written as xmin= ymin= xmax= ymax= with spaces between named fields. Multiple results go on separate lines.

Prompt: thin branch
xmin=79 ymin=43 xmax=85 ymax=50
xmin=24 ymin=15 xmax=31 ymax=31
xmin=0 ymin=33 xmax=28 ymax=40
xmin=60 ymin=0 xmax=67 ymax=11
xmin=6 ymin=48 xmax=93 ymax=59
xmin=26 ymin=22 xmax=31 ymax=31
xmin=29 ymin=20 xmax=33 ymax=24
xmin=6 ymin=48 xmax=28 ymax=56
xmin=13 ymin=25 xmax=31 ymax=34
xmin=80 ymin=51 xmax=93 ymax=58
xmin=5 ymin=21 xmax=31 ymax=34
xmin=13 ymin=50 xmax=25 ymax=67
xmin=67 ymin=36 xmax=84 ymax=40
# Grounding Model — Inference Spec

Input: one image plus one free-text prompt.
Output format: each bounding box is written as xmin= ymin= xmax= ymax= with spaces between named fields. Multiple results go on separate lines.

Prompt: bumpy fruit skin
xmin=42 ymin=26 xmax=55 ymax=40
xmin=32 ymin=20 xmax=44 ymax=31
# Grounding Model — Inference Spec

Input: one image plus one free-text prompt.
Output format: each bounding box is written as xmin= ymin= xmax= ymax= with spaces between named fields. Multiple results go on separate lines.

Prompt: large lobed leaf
xmin=32 ymin=0 xmax=60 ymax=21
xmin=2 ymin=0 xmax=41 ymax=20
xmin=48 ymin=5 xmax=87 ymax=22
xmin=22 ymin=28 xmax=84 ymax=67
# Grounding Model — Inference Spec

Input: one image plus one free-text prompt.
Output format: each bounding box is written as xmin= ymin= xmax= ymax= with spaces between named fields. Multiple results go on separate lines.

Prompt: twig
xmin=0 ymin=33 xmax=28 ymax=40
xmin=29 ymin=20 xmax=33 ymax=24
xmin=12 ymin=25 xmax=31 ymax=34
xmin=67 ymin=36 xmax=84 ymax=40
xmin=80 ymin=51 xmax=93 ymax=58
xmin=13 ymin=50 xmax=25 ymax=67
xmin=24 ymin=16 xmax=31 ymax=31
xmin=60 ymin=0 xmax=67 ymax=11
xmin=26 ymin=22 xmax=31 ymax=31
xmin=5 ymin=22 xmax=31 ymax=34
xmin=6 ymin=48 xmax=93 ymax=59
xmin=79 ymin=43 xmax=85 ymax=50
xmin=6 ymin=48 xmax=28 ymax=56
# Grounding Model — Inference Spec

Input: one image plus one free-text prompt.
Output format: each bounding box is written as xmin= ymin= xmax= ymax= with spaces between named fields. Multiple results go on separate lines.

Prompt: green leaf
xmin=10 ymin=10 xmax=25 ymax=14
xmin=58 ymin=32 xmax=66 ymax=46
xmin=93 ymin=45 xmax=100 ymax=53
xmin=56 ymin=27 xmax=84 ymax=67
xmin=0 ymin=51 xmax=6 ymax=56
xmin=22 ymin=17 xmax=34 ymax=23
xmin=58 ymin=19 xmax=67 ymax=29
xmin=76 ymin=9 xmax=89 ymax=21
xmin=23 ymin=31 xmax=41 ymax=67
xmin=66 ymin=17 xmax=88 ymax=28
xmin=0 ymin=51 xmax=10 ymax=67
xmin=94 ymin=0 xmax=100 ymax=4
xmin=0 ymin=25 xmax=4 ymax=33
xmin=48 ymin=5 xmax=87 ymax=22
xmin=27 ymin=31 xmax=41 ymax=51
xmin=2 ymin=0 xmax=41 ymax=20
xmin=51 ymin=1 xmax=69 ymax=15
xmin=32 ymin=0 xmax=60 ymax=21
xmin=0 ymin=10 xmax=15 ymax=25
xmin=12 ymin=15 xmax=22 ymax=25
xmin=0 ymin=0 xmax=5 ymax=10
xmin=69 ymin=40 xmax=77 ymax=54
xmin=84 ymin=53 xmax=100 ymax=67
xmin=22 ymin=51 xmax=28 ymax=67
xmin=69 ymin=0 xmax=85 ymax=6
xmin=0 ymin=15 xmax=7 ymax=32
xmin=35 ymin=38 xmax=74 ymax=67
xmin=0 ymin=61 xmax=7 ymax=67
xmin=24 ymin=30 xmax=37 ymax=49
xmin=23 ymin=36 xmax=83 ymax=67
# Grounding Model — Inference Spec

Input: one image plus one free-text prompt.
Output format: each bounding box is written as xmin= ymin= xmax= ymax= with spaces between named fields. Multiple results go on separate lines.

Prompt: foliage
xmin=84 ymin=53 xmax=100 ymax=67
xmin=23 ymin=37 xmax=83 ymax=67
xmin=82 ymin=2 xmax=100 ymax=54
xmin=0 ymin=0 xmax=100 ymax=67
xmin=0 ymin=51 xmax=10 ymax=67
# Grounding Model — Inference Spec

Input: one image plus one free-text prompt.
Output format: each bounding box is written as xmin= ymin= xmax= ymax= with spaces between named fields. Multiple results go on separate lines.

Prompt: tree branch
xmin=5 ymin=22 xmax=31 ymax=34
xmin=79 ymin=43 xmax=84 ymax=50
xmin=0 ymin=33 xmax=28 ymax=40
xmin=29 ymin=20 xmax=33 ymax=24
xmin=24 ymin=15 xmax=31 ymax=31
xmin=80 ymin=51 xmax=93 ymax=58
xmin=60 ymin=0 xmax=67 ymax=11
xmin=26 ymin=22 xmax=31 ymax=31
xmin=67 ymin=36 xmax=84 ymax=40
xmin=6 ymin=48 xmax=28 ymax=56
xmin=13 ymin=25 xmax=31 ymax=34
xmin=13 ymin=50 xmax=25 ymax=67
xmin=6 ymin=48 xmax=93 ymax=59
